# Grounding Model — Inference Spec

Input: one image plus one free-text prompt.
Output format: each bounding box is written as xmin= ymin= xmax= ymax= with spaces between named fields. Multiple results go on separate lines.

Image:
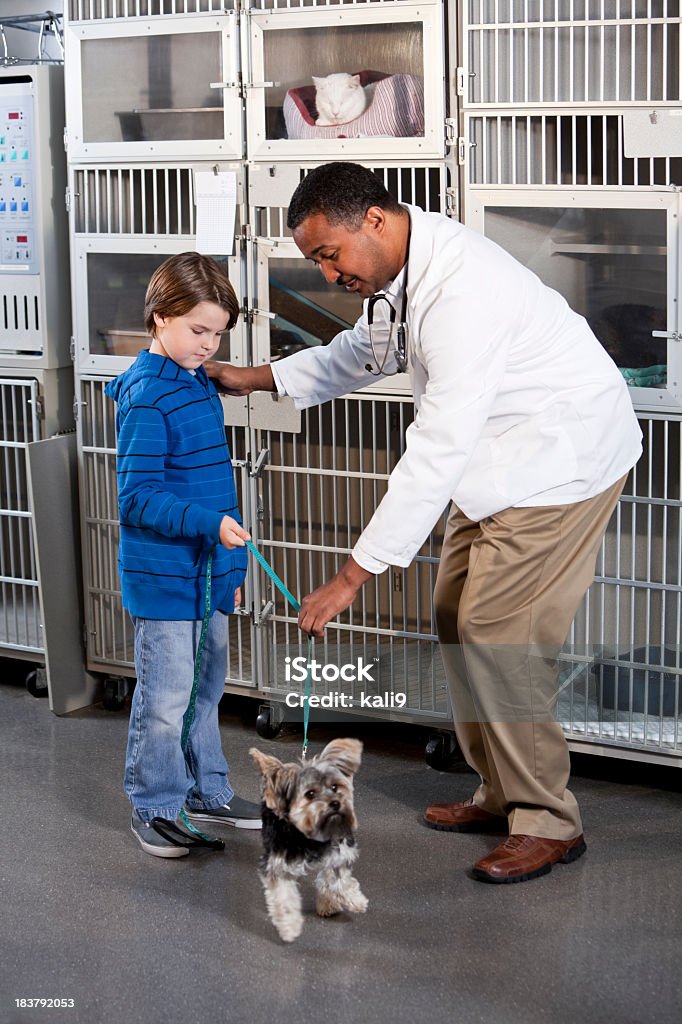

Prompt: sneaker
xmin=130 ymin=810 xmax=225 ymax=858
xmin=131 ymin=810 xmax=191 ymax=858
xmin=184 ymin=795 xmax=262 ymax=830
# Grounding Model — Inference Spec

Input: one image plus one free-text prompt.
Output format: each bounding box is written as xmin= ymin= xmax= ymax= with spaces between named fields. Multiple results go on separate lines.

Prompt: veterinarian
xmin=206 ymin=162 xmax=642 ymax=884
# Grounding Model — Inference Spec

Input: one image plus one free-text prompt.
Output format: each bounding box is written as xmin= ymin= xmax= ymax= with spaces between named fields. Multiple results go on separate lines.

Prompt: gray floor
xmin=1 ymin=678 xmax=681 ymax=1024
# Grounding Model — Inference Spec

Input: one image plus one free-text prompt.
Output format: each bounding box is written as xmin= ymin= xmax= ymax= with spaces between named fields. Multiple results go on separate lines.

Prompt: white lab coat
xmin=272 ymin=204 xmax=643 ymax=573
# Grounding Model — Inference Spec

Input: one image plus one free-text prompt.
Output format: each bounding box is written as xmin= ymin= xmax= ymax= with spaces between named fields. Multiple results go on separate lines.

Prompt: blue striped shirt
xmin=105 ymin=350 xmax=247 ymax=619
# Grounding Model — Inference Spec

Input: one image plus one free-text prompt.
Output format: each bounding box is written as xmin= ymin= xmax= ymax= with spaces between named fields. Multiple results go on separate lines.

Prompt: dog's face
xmin=250 ymin=738 xmax=362 ymax=843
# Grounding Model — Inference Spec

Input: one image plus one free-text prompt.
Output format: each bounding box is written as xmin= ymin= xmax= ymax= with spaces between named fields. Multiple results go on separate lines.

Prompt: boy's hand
xmin=234 ymin=587 xmax=242 ymax=608
xmin=219 ymin=516 xmax=251 ymax=549
xmin=205 ymin=361 xmax=276 ymax=397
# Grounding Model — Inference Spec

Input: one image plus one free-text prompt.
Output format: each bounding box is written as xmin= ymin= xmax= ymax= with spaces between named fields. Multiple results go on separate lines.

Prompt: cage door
xmin=249 ymin=238 xmax=367 ymax=432
xmin=72 ymin=237 xmax=243 ymax=375
xmin=0 ymin=376 xmax=43 ymax=653
xmin=245 ymin=3 xmax=445 ymax=161
xmin=65 ymin=15 xmax=243 ymax=161
xmin=467 ymin=188 xmax=680 ymax=413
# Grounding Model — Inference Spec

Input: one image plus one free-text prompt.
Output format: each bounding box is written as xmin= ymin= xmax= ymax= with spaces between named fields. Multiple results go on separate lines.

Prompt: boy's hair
xmin=144 ymin=252 xmax=240 ymax=336
xmin=286 ymin=162 xmax=401 ymax=231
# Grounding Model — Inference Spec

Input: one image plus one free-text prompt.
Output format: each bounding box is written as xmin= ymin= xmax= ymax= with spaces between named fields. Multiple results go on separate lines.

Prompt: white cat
xmin=313 ymin=73 xmax=368 ymax=126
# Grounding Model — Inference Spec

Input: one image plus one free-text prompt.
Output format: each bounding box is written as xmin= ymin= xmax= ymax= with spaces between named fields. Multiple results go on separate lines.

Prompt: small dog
xmin=250 ymin=738 xmax=368 ymax=943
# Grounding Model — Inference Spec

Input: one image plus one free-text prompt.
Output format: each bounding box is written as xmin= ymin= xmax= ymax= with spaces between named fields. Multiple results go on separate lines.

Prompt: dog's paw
xmin=343 ymin=889 xmax=368 ymax=914
xmin=266 ymin=894 xmax=304 ymax=942
xmin=341 ymin=876 xmax=368 ymax=914
xmin=316 ymin=892 xmax=344 ymax=918
xmin=275 ymin=919 xmax=303 ymax=943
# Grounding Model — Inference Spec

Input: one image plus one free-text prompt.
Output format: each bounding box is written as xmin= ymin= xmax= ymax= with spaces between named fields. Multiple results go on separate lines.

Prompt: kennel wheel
xmin=425 ymin=733 xmax=460 ymax=772
xmin=25 ymin=666 xmax=48 ymax=698
xmin=256 ymin=706 xmax=282 ymax=740
xmin=103 ymin=676 xmax=128 ymax=712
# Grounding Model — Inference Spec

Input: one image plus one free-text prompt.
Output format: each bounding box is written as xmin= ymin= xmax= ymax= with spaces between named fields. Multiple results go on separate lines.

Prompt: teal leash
xmin=178 ymin=549 xmax=225 ymax=849
xmin=178 ymin=539 xmax=313 ymax=849
xmin=246 ymin=539 xmax=313 ymax=759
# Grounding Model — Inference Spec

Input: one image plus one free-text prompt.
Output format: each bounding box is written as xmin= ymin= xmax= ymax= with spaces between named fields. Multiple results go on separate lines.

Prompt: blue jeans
xmin=124 ymin=612 xmax=234 ymax=822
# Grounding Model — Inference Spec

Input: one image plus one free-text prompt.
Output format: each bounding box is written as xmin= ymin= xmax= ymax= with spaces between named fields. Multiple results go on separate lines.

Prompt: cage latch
xmin=257 ymin=600 xmax=275 ymax=625
xmin=209 ymin=81 xmax=241 ymax=90
xmin=247 ymin=307 xmax=277 ymax=325
xmin=456 ymin=67 xmax=475 ymax=98
xmin=457 ymin=137 xmax=471 ymax=166
xmin=28 ymin=394 xmax=44 ymax=419
xmin=249 ymin=448 xmax=271 ymax=478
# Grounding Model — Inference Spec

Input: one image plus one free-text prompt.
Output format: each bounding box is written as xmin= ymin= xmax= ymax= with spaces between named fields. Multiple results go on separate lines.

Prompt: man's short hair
xmin=287 ymin=162 xmax=401 ymax=231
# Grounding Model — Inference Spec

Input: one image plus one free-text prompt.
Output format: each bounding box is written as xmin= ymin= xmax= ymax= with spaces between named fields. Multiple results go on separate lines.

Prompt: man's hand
xmin=205 ymin=360 xmax=276 ymax=397
xmin=298 ymin=557 xmax=372 ymax=637
xmin=219 ymin=515 xmax=251 ymax=549
xmin=234 ymin=587 xmax=242 ymax=609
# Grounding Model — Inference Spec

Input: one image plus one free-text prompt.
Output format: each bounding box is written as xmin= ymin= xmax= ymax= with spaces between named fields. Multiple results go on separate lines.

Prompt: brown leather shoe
xmin=472 ymin=833 xmax=587 ymax=884
xmin=423 ymin=797 xmax=507 ymax=833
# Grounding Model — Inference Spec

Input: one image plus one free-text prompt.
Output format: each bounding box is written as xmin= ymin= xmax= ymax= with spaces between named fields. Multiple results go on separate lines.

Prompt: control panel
xmin=0 ymin=93 xmax=37 ymax=274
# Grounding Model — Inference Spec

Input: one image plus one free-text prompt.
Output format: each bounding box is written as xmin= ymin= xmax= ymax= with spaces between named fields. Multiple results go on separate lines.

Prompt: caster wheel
xmin=425 ymin=733 xmax=460 ymax=772
xmin=255 ymin=706 xmax=282 ymax=740
xmin=103 ymin=676 xmax=128 ymax=712
xmin=25 ymin=667 xmax=48 ymax=698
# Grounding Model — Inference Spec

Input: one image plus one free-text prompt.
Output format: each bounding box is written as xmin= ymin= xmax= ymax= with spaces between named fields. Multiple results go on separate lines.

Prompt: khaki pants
xmin=434 ymin=476 xmax=627 ymax=840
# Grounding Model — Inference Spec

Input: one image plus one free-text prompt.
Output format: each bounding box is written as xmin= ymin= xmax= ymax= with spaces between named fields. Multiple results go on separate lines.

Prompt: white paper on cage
xmin=194 ymin=171 xmax=237 ymax=256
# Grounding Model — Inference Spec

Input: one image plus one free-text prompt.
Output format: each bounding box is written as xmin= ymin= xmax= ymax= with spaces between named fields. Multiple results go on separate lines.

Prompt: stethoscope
xmin=365 ymin=263 xmax=409 ymax=376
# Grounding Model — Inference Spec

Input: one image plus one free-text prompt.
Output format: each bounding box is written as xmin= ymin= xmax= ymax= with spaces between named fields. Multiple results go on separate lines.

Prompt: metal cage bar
xmin=563 ymin=415 xmax=682 ymax=755
xmin=68 ymin=0 xmax=230 ymax=20
xmin=0 ymin=378 xmax=43 ymax=653
xmin=255 ymin=394 xmax=450 ymax=722
xmin=465 ymin=1 xmax=682 ymax=106
xmin=254 ymin=396 xmax=681 ymax=750
xmin=252 ymin=162 xmax=452 ymax=240
xmin=466 ymin=110 xmax=682 ymax=185
xmin=73 ymin=166 xmax=196 ymax=237
xmin=66 ymin=0 xmax=419 ymax=19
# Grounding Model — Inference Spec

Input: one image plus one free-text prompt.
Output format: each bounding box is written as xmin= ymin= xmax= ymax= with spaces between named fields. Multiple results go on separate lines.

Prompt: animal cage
xmin=465 ymin=188 xmax=679 ymax=413
xmin=244 ymin=2 xmax=446 ymax=160
xmin=464 ymin=110 xmax=682 ymax=187
xmin=246 ymin=160 xmax=454 ymax=433
xmin=1 ymin=376 xmax=43 ymax=654
xmin=560 ymin=415 xmax=682 ymax=764
xmin=0 ymin=65 xmax=91 ymax=711
xmin=65 ymin=0 xmax=681 ymax=762
xmin=251 ymin=401 xmax=682 ymax=760
xmin=0 ymin=371 xmax=94 ymax=713
xmin=64 ymin=2 xmax=449 ymax=163
xmin=457 ymin=0 xmax=682 ymax=763
xmin=68 ymin=160 xmax=247 ymax=376
xmin=252 ymin=394 xmax=451 ymax=725
xmin=462 ymin=0 xmax=682 ymax=107
xmin=64 ymin=15 xmax=243 ymax=161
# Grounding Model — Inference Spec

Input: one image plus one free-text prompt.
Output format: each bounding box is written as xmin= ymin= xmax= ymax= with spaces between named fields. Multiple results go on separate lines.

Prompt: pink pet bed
xmin=283 ymin=70 xmax=425 ymax=140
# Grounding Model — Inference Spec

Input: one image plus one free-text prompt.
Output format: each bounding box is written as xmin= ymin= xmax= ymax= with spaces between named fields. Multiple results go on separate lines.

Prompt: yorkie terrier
xmin=250 ymin=738 xmax=368 ymax=943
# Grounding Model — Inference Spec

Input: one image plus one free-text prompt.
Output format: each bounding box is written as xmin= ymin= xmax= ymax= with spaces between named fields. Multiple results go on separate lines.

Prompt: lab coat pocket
xmin=489 ymin=412 xmax=579 ymax=506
